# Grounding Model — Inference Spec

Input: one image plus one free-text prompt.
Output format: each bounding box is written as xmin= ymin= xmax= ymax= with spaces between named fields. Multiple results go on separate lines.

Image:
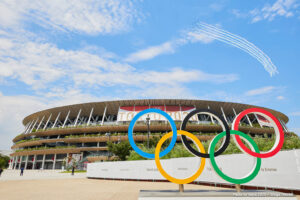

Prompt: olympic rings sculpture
xmin=127 ymin=107 xmax=284 ymax=185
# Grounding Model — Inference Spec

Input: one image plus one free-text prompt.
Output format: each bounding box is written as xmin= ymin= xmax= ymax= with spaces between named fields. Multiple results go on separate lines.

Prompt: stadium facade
xmin=10 ymin=99 xmax=289 ymax=170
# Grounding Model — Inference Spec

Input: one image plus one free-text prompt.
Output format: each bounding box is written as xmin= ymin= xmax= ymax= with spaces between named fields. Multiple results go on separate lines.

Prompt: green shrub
xmin=107 ymin=141 xmax=132 ymax=161
xmin=0 ymin=154 xmax=10 ymax=169
xmin=127 ymin=134 xmax=300 ymax=161
xmin=15 ymin=138 xmax=40 ymax=144
xmin=15 ymin=145 xmax=77 ymax=152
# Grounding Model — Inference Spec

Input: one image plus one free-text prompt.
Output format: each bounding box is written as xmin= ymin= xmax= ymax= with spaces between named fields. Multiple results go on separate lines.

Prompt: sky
xmin=0 ymin=0 xmax=300 ymax=150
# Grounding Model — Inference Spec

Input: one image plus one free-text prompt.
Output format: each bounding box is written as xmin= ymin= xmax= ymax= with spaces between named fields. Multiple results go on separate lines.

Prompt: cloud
xmin=277 ymin=95 xmax=285 ymax=100
xmin=143 ymin=68 xmax=238 ymax=84
xmin=290 ymin=111 xmax=300 ymax=116
xmin=0 ymin=31 xmax=135 ymax=89
xmin=250 ymin=0 xmax=299 ymax=23
xmin=290 ymin=128 xmax=300 ymax=135
xmin=199 ymin=91 xmax=246 ymax=103
xmin=122 ymin=84 xmax=196 ymax=99
xmin=0 ymin=93 xmax=46 ymax=150
xmin=73 ymin=68 xmax=239 ymax=87
xmin=124 ymin=35 xmax=214 ymax=63
xmin=230 ymin=9 xmax=248 ymax=18
xmin=185 ymin=31 xmax=215 ymax=44
xmin=197 ymin=86 xmax=286 ymax=107
xmin=125 ymin=42 xmax=176 ymax=63
xmin=245 ymin=86 xmax=277 ymax=96
xmin=0 ymin=0 xmax=141 ymax=35
xmin=0 ymin=90 xmax=104 ymax=150
xmin=124 ymin=26 xmax=217 ymax=63
xmin=210 ymin=3 xmax=224 ymax=12
xmin=0 ymin=29 xmax=238 ymax=91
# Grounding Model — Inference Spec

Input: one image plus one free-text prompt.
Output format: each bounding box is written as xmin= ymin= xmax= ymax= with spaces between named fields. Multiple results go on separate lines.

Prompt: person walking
xmin=20 ymin=167 xmax=24 ymax=176
xmin=0 ymin=168 xmax=3 ymax=177
xmin=71 ymin=166 xmax=75 ymax=176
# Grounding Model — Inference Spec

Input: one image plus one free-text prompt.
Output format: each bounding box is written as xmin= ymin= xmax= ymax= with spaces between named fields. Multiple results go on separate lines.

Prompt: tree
xmin=0 ymin=154 xmax=10 ymax=169
xmin=107 ymin=141 xmax=132 ymax=161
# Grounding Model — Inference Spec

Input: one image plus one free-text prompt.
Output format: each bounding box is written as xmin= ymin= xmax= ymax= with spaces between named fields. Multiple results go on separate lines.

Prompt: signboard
xmin=117 ymin=105 xmax=197 ymax=122
xmin=87 ymin=149 xmax=300 ymax=191
xmin=256 ymin=114 xmax=273 ymax=127
xmin=65 ymin=153 xmax=81 ymax=168
xmin=72 ymin=154 xmax=81 ymax=162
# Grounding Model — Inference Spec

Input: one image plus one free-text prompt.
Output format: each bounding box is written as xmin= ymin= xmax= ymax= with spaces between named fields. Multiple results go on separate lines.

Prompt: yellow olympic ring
xmin=154 ymin=130 xmax=206 ymax=184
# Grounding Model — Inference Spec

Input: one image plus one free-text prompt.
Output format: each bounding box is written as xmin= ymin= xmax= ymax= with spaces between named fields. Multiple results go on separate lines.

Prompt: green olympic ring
xmin=209 ymin=130 xmax=262 ymax=184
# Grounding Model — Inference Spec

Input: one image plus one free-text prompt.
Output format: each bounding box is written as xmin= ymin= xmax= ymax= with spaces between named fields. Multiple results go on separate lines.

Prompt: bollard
xmin=179 ymin=184 xmax=184 ymax=192
xmin=235 ymin=184 xmax=241 ymax=193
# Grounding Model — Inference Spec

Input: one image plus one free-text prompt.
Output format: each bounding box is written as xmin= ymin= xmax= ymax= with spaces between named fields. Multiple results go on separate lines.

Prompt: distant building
xmin=10 ymin=99 xmax=289 ymax=170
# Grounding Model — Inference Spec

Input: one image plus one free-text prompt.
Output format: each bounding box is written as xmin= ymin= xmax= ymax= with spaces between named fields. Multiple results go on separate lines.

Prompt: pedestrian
xmin=71 ymin=166 xmax=75 ymax=176
xmin=20 ymin=167 xmax=24 ymax=176
xmin=0 ymin=168 xmax=3 ymax=177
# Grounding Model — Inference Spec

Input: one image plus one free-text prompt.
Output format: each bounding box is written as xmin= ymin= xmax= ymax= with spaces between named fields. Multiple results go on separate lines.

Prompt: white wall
xmin=87 ymin=149 xmax=300 ymax=190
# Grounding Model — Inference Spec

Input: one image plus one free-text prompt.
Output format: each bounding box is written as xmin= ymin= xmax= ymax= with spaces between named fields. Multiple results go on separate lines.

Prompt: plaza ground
xmin=0 ymin=170 xmax=299 ymax=200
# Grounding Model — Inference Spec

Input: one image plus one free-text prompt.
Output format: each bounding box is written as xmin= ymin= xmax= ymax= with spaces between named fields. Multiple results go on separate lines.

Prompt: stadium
xmin=9 ymin=99 xmax=290 ymax=170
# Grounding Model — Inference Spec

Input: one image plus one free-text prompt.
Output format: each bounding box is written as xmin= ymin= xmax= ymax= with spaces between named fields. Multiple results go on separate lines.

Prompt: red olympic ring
xmin=233 ymin=108 xmax=284 ymax=158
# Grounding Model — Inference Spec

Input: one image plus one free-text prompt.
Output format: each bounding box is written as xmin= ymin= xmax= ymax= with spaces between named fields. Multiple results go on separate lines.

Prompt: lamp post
xmin=146 ymin=114 xmax=150 ymax=149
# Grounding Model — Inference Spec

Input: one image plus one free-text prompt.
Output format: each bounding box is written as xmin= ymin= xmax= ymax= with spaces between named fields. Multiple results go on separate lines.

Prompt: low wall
xmin=87 ymin=149 xmax=300 ymax=191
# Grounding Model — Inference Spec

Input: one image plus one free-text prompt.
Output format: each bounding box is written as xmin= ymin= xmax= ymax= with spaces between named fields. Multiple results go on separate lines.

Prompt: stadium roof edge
xmin=22 ymin=99 xmax=289 ymax=125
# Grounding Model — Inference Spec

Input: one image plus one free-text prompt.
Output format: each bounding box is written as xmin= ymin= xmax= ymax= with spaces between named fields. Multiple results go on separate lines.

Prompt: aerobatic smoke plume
xmin=189 ymin=22 xmax=278 ymax=76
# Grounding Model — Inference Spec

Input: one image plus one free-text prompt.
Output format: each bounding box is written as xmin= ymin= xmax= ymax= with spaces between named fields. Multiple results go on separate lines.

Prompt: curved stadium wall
xmin=9 ymin=99 xmax=289 ymax=170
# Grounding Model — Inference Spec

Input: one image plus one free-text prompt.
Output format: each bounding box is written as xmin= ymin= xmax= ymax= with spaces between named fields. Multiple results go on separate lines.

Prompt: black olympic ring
xmin=180 ymin=109 xmax=231 ymax=158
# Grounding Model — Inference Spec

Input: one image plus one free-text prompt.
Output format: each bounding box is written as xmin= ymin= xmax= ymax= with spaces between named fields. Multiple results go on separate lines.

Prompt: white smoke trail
xmin=197 ymin=24 xmax=269 ymax=68
xmin=189 ymin=22 xmax=278 ymax=76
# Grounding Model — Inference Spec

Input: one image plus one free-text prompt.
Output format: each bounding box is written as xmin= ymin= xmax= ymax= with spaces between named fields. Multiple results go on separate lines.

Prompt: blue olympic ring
xmin=128 ymin=108 xmax=177 ymax=159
